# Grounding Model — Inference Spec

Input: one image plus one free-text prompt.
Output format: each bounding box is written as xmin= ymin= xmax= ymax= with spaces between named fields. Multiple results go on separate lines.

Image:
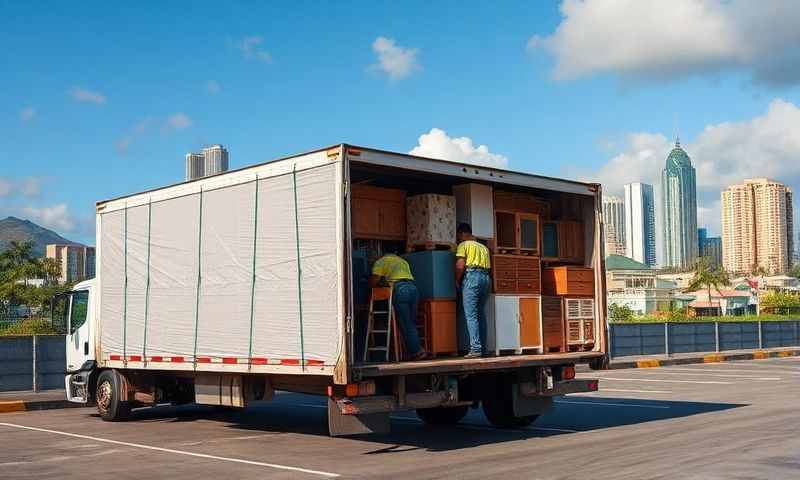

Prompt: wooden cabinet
xmin=484 ymin=295 xmax=542 ymax=354
xmin=351 ymin=185 xmax=406 ymax=240
xmin=453 ymin=183 xmax=494 ymax=239
xmin=541 ymin=296 xmax=565 ymax=353
xmin=418 ymin=300 xmax=457 ymax=355
xmin=564 ymin=297 xmax=595 ymax=348
xmin=493 ymin=191 xmax=550 ymax=217
xmin=542 ymin=266 xmax=594 ymax=296
xmin=494 ymin=211 xmax=540 ymax=255
xmin=492 ymin=254 xmax=541 ymax=294
xmin=541 ymin=220 xmax=583 ymax=263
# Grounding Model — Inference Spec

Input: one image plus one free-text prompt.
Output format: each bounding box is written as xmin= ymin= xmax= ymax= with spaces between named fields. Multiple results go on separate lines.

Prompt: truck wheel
xmin=416 ymin=405 xmax=469 ymax=425
xmin=96 ymin=370 xmax=131 ymax=422
xmin=590 ymin=355 xmax=609 ymax=370
xmin=482 ymin=398 xmax=538 ymax=428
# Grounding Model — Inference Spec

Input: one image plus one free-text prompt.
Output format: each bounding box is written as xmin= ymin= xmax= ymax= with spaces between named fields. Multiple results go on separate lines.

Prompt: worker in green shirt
xmin=455 ymin=223 xmax=491 ymax=358
xmin=370 ymin=251 xmax=431 ymax=361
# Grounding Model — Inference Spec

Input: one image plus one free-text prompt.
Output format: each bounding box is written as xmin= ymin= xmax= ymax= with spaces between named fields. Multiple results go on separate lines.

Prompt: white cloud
xmin=114 ymin=118 xmax=153 ymax=154
xmin=530 ymin=0 xmax=800 ymax=86
xmin=371 ymin=36 xmax=419 ymax=81
xmin=410 ymin=128 xmax=508 ymax=168
xmin=0 ymin=177 xmax=43 ymax=198
xmin=238 ymin=35 xmax=272 ymax=63
xmin=22 ymin=203 xmax=74 ymax=232
xmin=166 ymin=113 xmax=192 ymax=130
xmin=19 ymin=107 xmax=35 ymax=123
xmin=578 ymin=99 xmax=800 ymax=234
xmin=206 ymin=80 xmax=221 ymax=94
xmin=70 ymin=86 xmax=107 ymax=104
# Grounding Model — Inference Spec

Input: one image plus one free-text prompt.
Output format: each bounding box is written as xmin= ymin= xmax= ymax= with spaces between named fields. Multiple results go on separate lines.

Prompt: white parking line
xmin=595 ymin=388 xmax=673 ymax=394
xmin=0 ymin=423 xmax=340 ymax=478
xmin=601 ymin=377 xmax=733 ymax=385
xmin=609 ymin=370 xmax=781 ymax=380
xmin=554 ymin=399 xmax=670 ymax=409
xmin=662 ymin=366 xmax=800 ymax=374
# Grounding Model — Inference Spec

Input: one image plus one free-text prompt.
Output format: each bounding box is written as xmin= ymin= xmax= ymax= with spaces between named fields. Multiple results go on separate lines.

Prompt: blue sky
xmin=3 ymin=1 xmax=800 ymax=244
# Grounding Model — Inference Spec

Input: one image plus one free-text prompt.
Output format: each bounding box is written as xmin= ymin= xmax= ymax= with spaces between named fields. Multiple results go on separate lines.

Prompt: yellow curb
xmin=0 ymin=401 xmax=27 ymax=413
xmin=703 ymin=354 xmax=724 ymax=363
xmin=752 ymin=351 xmax=769 ymax=360
xmin=636 ymin=359 xmax=661 ymax=368
xmin=777 ymin=351 xmax=794 ymax=358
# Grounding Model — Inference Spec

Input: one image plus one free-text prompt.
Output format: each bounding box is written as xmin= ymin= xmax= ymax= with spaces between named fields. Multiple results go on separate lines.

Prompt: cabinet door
xmin=519 ymin=297 xmax=541 ymax=349
xmin=378 ymin=200 xmax=406 ymax=239
xmin=494 ymin=296 xmax=521 ymax=352
xmin=351 ymin=196 xmax=380 ymax=238
xmin=518 ymin=213 xmax=539 ymax=255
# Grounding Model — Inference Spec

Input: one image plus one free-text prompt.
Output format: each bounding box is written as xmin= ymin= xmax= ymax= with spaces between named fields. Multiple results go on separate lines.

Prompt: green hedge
xmin=0 ymin=318 xmax=59 ymax=336
xmin=611 ymin=314 xmax=799 ymax=324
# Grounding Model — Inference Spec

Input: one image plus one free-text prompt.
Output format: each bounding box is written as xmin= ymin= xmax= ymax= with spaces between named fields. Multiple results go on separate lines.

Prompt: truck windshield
xmin=69 ymin=291 xmax=89 ymax=334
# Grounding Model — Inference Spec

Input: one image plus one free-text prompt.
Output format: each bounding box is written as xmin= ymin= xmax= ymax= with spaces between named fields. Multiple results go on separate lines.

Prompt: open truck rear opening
xmin=58 ymin=144 xmax=607 ymax=435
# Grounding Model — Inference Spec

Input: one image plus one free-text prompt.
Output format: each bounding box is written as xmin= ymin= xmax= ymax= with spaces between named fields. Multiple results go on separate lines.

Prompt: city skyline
xmin=624 ymin=182 xmax=657 ymax=267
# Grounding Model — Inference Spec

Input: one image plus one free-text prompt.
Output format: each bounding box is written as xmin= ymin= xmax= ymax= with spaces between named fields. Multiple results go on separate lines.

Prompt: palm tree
xmin=686 ymin=258 xmax=730 ymax=315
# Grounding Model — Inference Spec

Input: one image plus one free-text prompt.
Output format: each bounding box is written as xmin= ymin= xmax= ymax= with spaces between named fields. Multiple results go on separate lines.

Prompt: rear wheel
xmin=482 ymin=397 xmax=538 ymax=428
xmin=96 ymin=370 xmax=131 ymax=422
xmin=416 ymin=405 xmax=469 ymax=425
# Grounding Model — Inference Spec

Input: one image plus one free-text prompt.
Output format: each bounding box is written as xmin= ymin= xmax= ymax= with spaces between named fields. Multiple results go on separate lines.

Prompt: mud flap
xmin=327 ymin=397 xmax=390 ymax=436
xmin=512 ymin=383 xmax=553 ymax=417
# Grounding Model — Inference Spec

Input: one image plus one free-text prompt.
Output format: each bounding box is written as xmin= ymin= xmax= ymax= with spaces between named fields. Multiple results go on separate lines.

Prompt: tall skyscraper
xmin=602 ymin=195 xmax=626 ymax=256
xmin=721 ymin=178 xmax=794 ymax=275
xmin=203 ymin=145 xmax=229 ymax=176
xmin=624 ymin=182 xmax=656 ymax=266
xmin=185 ymin=145 xmax=229 ymax=181
xmin=185 ymin=153 xmax=204 ymax=181
xmin=698 ymin=228 xmax=722 ymax=269
xmin=660 ymin=138 xmax=698 ymax=269
xmin=46 ymin=244 xmax=96 ymax=284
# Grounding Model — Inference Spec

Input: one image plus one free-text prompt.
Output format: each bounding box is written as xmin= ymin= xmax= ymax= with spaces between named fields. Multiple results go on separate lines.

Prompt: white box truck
xmin=59 ymin=144 xmax=608 ymax=435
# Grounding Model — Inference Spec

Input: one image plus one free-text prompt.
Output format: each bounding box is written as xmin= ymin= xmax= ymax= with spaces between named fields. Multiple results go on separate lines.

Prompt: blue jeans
xmin=462 ymin=269 xmax=491 ymax=354
xmin=392 ymin=281 xmax=423 ymax=356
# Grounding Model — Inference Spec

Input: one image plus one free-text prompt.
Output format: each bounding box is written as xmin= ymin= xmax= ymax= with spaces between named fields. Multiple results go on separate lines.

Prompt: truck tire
xmin=416 ymin=405 xmax=469 ymax=425
xmin=590 ymin=354 xmax=609 ymax=370
xmin=96 ymin=370 xmax=131 ymax=422
xmin=482 ymin=397 xmax=538 ymax=428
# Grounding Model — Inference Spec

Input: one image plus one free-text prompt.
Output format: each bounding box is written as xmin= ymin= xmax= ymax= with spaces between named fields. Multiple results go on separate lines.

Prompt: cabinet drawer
xmin=494 ymin=279 xmax=517 ymax=294
xmin=492 ymin=255 xmax=518 ymax=269
xmin=566 ymin=280 xmax=594 ymax=296
xmin=516 ymin=267 xmax=540 ymax=280
xmin=570 ymin=269 xmax=594 ymax=282
xmin=517 ymin=279 xmax=541 ymax=294
xmin=493 ymin=265 xmax=516 ymax=280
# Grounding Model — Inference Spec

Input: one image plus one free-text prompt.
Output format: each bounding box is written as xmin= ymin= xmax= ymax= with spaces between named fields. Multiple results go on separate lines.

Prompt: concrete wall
xmin=610 ymin=321 xmax=800 ymax=358
xmin=0 ymin=336 xmax=65 ymax=392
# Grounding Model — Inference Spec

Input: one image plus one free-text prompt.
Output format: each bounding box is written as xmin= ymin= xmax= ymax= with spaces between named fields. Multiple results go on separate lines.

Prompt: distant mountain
xmin=0 ymin=216 xmax=80 ymax=257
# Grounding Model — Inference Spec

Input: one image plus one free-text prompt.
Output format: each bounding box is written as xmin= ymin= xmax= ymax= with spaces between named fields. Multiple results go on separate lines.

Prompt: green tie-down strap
xmin=193 ymin=188 xmax=204 ymax=367
xmin=292 ymin=165 xmax=306 ymax=370
xmin=248 ymin=176 xmax=259 ymax=366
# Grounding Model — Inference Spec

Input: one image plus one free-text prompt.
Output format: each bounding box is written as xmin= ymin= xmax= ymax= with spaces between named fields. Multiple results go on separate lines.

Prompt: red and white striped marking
xmin=106 ymin=355 xmax=326 ymax=367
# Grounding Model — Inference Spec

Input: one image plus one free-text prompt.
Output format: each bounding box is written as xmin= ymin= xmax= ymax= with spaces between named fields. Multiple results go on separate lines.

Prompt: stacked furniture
xmin=484 ymin=294 xmax=542 ymax=355
xmin=542 ymin=266 xmax=596 ymax=351
xmin=453 ymin=183 xmax=494 ymax=239
xmin=402 ymin=250 xmax=458 ymax=357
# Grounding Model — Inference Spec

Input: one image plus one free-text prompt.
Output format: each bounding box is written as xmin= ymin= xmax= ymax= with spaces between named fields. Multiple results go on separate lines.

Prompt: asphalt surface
xmin=1 ymin=357 xmax=799 ymax=479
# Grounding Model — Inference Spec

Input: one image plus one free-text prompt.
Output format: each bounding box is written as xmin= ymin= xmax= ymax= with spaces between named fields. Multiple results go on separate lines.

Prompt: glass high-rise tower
xmin=660 ymin=138 xmax=698 ymax=269
xmin=624 ymin=182 xmax=656 ymax=266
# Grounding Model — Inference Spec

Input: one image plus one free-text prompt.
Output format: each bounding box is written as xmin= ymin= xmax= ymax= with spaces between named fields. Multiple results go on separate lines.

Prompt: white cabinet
xmin=453 ymin=184 xmax=494 ymax=239
xmin=485 ymin=295 xmax=519 ymax=354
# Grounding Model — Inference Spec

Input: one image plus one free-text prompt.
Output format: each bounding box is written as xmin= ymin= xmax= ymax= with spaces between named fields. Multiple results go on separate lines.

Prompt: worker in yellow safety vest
xmin=455 ymin=223 xmax=491 ymax=358
xmin=370 ymin=250 xmax=431 ymax=361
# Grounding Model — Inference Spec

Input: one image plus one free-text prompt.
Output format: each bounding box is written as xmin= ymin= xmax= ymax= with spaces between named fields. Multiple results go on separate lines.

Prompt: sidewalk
xmin=0 ymin=390 xmax=81 ymax=413
xmin=603 ymin=346 xmax=800 ymax=370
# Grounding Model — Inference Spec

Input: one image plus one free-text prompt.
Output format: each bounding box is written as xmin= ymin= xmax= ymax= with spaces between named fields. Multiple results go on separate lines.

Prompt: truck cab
xmin=57 ymin=279 xmax=96 ymax=403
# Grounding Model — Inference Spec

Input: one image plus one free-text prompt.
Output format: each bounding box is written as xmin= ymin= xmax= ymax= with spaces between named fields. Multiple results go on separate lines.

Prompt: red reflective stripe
xmin=109 ymin=355 xmax=121 ymax=361
xmin=280 ymin=359 xmax=300 ymax=365
xmin=195 ymin=357 xmax=211 ymax=363
xmin=129 ymin=355 xmax=142 ymax=362
xmin=306 ymin=359 xmax=324 ymax=366
xmin=171 ymin=356 xmax=185 ymax=363
xmin=222 ymin=357 xmax=238 ymax=364
xmin=250 ymin=357 xmax=268 ymax=365
xmin=150 ymin=356 xmax=163 ymax=362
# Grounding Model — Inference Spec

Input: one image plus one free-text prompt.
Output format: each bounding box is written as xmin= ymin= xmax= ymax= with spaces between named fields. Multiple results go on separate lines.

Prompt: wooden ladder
xmin=363 ymin=287 xmax=400 ymax=362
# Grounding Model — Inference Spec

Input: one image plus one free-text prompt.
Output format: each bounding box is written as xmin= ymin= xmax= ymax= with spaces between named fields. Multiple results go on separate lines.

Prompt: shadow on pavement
xmin=82 ymin=392 xmax=746 ymax=453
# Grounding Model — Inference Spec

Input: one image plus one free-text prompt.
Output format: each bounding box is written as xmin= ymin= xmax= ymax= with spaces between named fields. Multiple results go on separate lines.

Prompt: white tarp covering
xmin=99 ymin=161 xmax=341 ymax=365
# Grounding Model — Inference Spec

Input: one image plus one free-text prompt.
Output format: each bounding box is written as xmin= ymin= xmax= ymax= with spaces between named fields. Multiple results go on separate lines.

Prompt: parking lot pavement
xmin=1 ymin=358 xmax=799 ymax=479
